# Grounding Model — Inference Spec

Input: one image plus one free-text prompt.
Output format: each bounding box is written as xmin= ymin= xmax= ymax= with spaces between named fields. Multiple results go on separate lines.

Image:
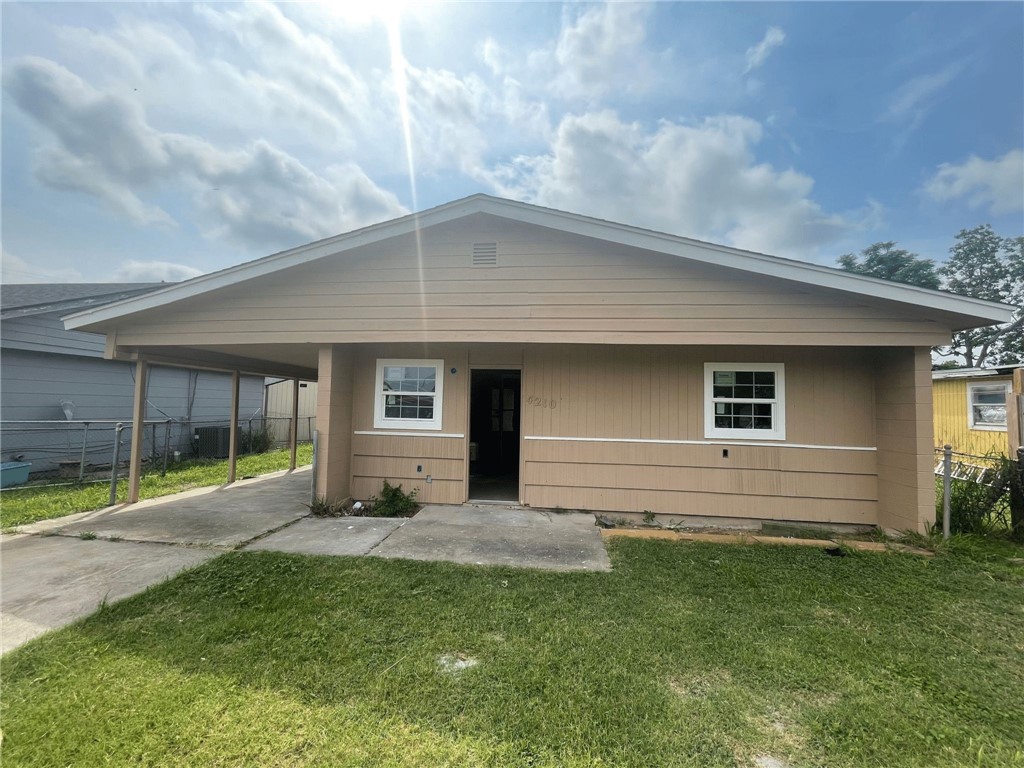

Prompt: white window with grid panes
xmin=704 ymin=363 xmax=786 ymax=440
xmin=373 ymin=359 xmax=444 ymax=431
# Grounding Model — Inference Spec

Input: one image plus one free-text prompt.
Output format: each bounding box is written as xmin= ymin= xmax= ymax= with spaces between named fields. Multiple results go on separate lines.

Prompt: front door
xmin=469 ymin=369 xmax=521 ymax=501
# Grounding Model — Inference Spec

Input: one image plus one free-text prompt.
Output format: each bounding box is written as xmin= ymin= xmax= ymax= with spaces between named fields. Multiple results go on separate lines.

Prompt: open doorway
xmin=469 ymin=369 xmax=521 ymax=502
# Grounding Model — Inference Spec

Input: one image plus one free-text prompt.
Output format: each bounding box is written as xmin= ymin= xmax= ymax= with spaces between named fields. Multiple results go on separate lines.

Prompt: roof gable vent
xmin=472 ymin=242 xmax=498 ymax=267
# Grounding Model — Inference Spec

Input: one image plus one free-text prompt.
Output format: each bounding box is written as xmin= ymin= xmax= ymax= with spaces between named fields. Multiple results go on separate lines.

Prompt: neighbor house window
xmin=704 ymin=363 xmax=786 ymax=441
xmin=967 ymin=383 xmax=1010 ymax=431
xmin=373 ymin=359 xmax=444 ymax=431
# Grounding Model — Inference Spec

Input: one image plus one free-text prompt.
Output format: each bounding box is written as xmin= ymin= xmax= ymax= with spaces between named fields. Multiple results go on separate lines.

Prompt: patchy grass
xmin=3 ymin=538 xmax=1023 ymax=767
xmin=0 ymin=444 xmax=313 ymax=529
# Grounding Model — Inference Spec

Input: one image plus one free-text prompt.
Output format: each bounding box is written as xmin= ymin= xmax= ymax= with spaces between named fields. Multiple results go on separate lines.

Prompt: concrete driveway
xmin=3 ymin=470 xmax=311 ymax=653
xmin=22 ymin=469 xmax=311 ymax=547
xmin=4 ymin=470 xmax=609 ymax=653
xmin=1 ymin=533 xmax=218 ymax=653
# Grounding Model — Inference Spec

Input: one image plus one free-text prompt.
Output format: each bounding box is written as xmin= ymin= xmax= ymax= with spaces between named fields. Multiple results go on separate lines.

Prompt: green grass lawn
xmin=3 ymin=537 xmax=1023 ymax=767
xmin=0 ymin=443 xmax=313 ymax=529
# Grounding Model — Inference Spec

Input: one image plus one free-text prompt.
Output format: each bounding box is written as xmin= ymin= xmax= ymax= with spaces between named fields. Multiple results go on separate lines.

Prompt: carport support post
xmin=228 ymin=370 xmax=240 ymax=484
xmin=289 ymin=378 xmax=300 ymax=471
xmin=315 ymin=345 xmax=354 ymax=504
xmin=127 ymin=359 xmax=148 ymax=503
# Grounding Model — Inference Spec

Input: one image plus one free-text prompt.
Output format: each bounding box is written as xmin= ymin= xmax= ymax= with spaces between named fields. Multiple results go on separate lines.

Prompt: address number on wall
xmin=526 ymin=395 xmax=559 ymax=409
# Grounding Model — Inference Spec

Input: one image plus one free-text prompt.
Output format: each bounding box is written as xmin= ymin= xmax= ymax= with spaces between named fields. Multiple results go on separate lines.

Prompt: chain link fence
xmin=0 ymin=415 xmax=316 ymax=490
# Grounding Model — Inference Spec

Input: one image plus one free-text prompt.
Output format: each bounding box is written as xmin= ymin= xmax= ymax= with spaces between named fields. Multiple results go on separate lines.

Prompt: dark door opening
xmin=469 ymin=369 xmax=521 ymax=502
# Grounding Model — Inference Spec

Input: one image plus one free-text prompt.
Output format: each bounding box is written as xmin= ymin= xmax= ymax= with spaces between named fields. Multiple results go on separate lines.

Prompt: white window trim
xmin=704 ymin=363 xmax=786 ymax=441
xmin=967 ymin=381 xmax=1011 ymax=432
xmin=373 ymin=358 xmax=444 ymax=431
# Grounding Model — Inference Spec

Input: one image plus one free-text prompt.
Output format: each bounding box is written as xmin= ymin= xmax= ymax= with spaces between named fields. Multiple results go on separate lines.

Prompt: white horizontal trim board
xmin=354 ymin=430 xmax=465 ymax=438
xmin=524 ymin=435 xmax=876 ymax=451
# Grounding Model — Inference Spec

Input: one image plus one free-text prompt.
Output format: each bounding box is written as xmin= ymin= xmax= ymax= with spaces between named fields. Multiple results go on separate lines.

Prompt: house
xmin=63 ymin=195 xmax=1015 ymax=532
xmin=933 ymin=365 xmax=1023 ymax=457
xmin=1 ymin=283 xmax=264 ymax=474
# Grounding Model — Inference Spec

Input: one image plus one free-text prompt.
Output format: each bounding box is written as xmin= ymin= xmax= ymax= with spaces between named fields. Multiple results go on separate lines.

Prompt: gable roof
xmin=2 ymin=282 xmax=165 ymax=321
xmin=64 ymin=195 xmax=1015 ymax=331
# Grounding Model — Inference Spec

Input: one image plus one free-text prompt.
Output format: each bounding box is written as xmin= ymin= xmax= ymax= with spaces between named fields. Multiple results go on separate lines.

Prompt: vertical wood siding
xmin=264 ymin=379 xmax=318 ymax=443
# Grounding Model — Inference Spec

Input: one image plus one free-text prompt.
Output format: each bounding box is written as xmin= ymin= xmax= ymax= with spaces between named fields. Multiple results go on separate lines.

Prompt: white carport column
xmin=127 ymin=358 xmax=148 ymax=503
xmin=227 ymin=370 xmax=240 ymax=484
xmin=315 ymin=345 xmax=354 ymax=504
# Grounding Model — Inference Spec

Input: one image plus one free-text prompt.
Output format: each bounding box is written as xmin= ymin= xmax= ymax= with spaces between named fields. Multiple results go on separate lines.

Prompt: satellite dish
xmin=60 ymin=400 xmax=75 ymax=421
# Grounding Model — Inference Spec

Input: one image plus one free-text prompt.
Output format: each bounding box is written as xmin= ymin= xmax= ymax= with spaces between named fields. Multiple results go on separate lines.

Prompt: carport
xmin=104 ymin=343 xmax=318 ymax=503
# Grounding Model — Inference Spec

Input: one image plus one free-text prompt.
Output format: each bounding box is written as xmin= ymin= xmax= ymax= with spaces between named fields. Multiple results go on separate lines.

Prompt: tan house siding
xmin=107 ymin=217 xmax=949 ymax=349
xmin=520 ymin=344 xmax=878 ymax=522
xmin=315 ymin=345 xmax=354 ymax=502
xmin=349 ymin=344 xmax=469 ymax=504
xmin=335 ymin=342 xmax=883 ymax=525
xmin=875 ymin=347 xmax=935 ymax=533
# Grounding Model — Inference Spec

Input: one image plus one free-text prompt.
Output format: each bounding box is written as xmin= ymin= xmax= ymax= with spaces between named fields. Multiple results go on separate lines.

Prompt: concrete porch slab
xmin=370 ymin=504 xmax=611 ymax=572
xmin=246 ymin=516 xmax=407 ymax=556
xmin=41 ymin=470 xmax=311 ymax=548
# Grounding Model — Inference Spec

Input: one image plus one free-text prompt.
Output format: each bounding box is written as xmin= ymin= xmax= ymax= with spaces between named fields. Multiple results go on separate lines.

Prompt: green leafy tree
xmin=837 ymin=242 xmax=940 ymax=289
xmin=938 ymin=226 xmax=1023 ymax=368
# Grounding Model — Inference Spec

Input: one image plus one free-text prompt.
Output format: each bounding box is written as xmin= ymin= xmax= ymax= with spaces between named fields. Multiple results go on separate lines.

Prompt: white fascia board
xmin=65 ymin=194 xmax=1016 ymax=330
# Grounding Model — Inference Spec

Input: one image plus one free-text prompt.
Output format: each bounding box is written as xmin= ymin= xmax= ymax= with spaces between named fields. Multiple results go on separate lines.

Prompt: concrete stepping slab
xmin=370 ymin=505 xmax=611 ymax=572
xmin=246 ymin=517 xmax=406 ymax=556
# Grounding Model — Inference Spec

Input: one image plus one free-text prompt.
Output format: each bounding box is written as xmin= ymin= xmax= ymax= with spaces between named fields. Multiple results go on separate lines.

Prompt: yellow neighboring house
xmin=933 ymin=365 xmax=1023 ymax=456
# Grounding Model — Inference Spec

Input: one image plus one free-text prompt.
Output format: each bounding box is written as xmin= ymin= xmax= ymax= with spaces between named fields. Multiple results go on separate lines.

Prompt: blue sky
xmin=2 ymin=1 xmax=1021 ymax=284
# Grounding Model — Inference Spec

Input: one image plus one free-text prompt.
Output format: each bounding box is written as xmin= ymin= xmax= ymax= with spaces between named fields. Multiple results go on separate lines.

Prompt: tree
xmin=837 ymin=242 xmax=940 ymax=289
xmin=938 ymin=226 xmax=1023 ymax=368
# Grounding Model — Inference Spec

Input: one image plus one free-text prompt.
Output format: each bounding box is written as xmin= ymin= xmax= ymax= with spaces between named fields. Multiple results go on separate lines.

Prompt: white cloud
xmin=884 ymin=61 xmax=965 ymax=125
xmin=108 ymin=260 xmax=203 ymax=283
xmin=486 ymin=111 xmax=850 ymax=258
xmin=3 ymin=56 xmax=406 ymax=249
xmin=1 ymin=250 xmax=83 ymax=284
xmin=923 ymin=149 xmax=1024 ymax=215
xmin=482 ymin=3 xmax=657 ymax=103
xmin=744 ymin=27 xmax=786 ymax=74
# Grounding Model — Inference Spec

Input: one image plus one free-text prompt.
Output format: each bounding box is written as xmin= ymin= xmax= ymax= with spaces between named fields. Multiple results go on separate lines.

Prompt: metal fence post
xmin=942 ymin=444 xmax=952 ymax=539
xmin=78 ymin=422 xmax=90 ymax=484
xmin=109 ymin=423 xmax=124 ymax=506
xmin=162 ymin=419 xmax=172 ymax=476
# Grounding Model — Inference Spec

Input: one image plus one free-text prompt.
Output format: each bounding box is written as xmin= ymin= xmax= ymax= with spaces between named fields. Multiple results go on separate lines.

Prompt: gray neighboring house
xmin=1 ymin=283 xmax=263 ymax=474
